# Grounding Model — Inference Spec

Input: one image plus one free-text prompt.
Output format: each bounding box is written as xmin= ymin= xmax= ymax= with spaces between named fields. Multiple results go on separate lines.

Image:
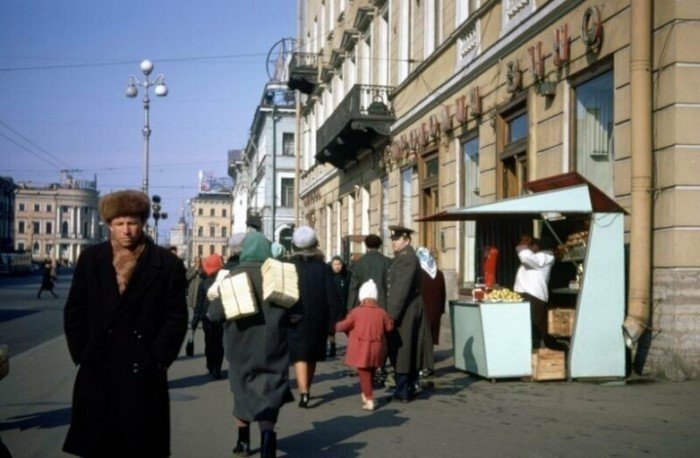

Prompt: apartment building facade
xmin=189 ymin=191 xmax=233 ymax=261
xmin=14 ymin=175 xmax=101 ymax=265
xmin=0 ymin=177 xmax=16 ymax=252
xmin=292 ymin=0 xmax=700 ymax=379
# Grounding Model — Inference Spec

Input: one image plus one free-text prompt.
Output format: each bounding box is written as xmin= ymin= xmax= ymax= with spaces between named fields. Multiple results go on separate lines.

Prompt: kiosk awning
xmin=417 ymin=173 xmax=627 ymax=222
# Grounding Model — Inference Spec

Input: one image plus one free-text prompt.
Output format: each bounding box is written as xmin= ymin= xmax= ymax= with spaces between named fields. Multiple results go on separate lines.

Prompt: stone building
xmin=0 ymin=177 xmax=16 ymax=252
xmin=291 ymin=0 xmax=700 ymax=379
xmin=189 ymin=191 xmax=233 ymax=260
xmin=168 ymin=211 xmax=189 ymax=262
xmin=14 ymin=174 xmax=100 ymax=265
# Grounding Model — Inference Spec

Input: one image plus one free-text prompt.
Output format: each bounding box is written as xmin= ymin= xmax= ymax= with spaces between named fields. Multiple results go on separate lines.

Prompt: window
xmin=62 ymin=221 xmax=69 ymax=237
xmin=198 ymin=208 xmax=203 ymax=216
xmin=381 ymin=177 xmax=390 ymax=255
xmin=34 ymin=204 xmax=40 ymax=212
xmin=209 ymin=226 xmax=216 ymax=237
xmin=282 ymin=132 xmax=295 ymax=156
xmin=399 ymin=0 xmax=411 ymax=81
xmin=424 ymin=0 xmax=442 ymax=57
xmin=32 ymin=241 xmax=40 ymax=254
xmin=210 ymin=208 xmax=215 ymax=217
xmin=222 ymin=208 xmax=227 ymax=217
xmin=45 ymin=244 xmax=53 ymax=256
xmin=46 ymin=222 xmax=52 ymax=235
xmin=47 ymin=204 xmax=52 ymax=213
xmin=379 ymin=10 xmax=390 ymax=86
xmin=574 ymin=70 xmax=614 ymax=196
xmin=361 ymin=186 xmax=370 ymax=236
xmin=209 ymin=245 xmax=215 ymax=255
xmin=198 ymin=245 xmax=203 ymax=256
xmin=83 ymin=222 xmax=89 ymax=237
xmin=335 ymin=200 xmax=342 ymax=256
xmin=401 ymin=168 xmax=413 ymax=228
xmin=421 ymin=155 xmax=440 ymax=253
xmin=18 ymin=221 xmax=25 ymax=234
xmin=18 ymin=242 xmax=24 ymax=251
xmin=456 ymin=0 xmax=480 ymax=26
xmin=18 ymin=203 xmax=25 ymax=212
xmin=221 ymin=227 xmax=227 ymax=238
xmin=198 ymin=226 xmax=203 ymax=237
xmin=499 ymin=107 xmax=528 ymax=198
xmin=32 ymin=221 xmax=40 ymax=234
xmin=281 ymin=178 xmax=294 ymax=207
xmin=461 ymin=134 xmax=480 ymax=283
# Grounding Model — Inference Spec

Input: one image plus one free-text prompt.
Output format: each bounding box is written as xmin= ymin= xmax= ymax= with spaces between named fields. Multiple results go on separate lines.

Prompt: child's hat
xmin=359 ymin=279 xmax=378 ymax=301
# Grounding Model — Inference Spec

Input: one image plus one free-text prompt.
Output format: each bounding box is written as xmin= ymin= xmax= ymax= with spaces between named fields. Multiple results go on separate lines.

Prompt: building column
xmin=76 ymin=206 xmax=82 ymax=238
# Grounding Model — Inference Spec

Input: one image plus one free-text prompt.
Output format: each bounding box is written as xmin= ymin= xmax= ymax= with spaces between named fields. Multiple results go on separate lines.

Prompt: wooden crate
xmin=531 ymin=348 xmax=566 ymax=381
xmin=547 ymin=308 xmax=575 ymax=337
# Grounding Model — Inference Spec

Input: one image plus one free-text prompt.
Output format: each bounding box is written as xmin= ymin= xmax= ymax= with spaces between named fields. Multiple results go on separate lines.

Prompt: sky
xmin=0 ymin=0 xmax=297 ymax=240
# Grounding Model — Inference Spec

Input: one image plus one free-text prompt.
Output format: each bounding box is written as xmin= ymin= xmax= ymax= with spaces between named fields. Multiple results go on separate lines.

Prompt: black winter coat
xmin=347 ymin=250 xmax=391 ymax=310
xmin=63 ymin=240 xmax=188 ymax=457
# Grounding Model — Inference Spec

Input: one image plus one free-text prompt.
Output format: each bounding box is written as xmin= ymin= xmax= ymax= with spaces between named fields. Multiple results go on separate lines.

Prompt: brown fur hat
xmin=99 ymin=190 xmax=150 ymax=223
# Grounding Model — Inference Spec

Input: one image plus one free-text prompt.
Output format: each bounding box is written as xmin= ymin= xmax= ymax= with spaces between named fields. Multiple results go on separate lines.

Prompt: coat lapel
xmin=110 ymin=241 xmax=162 ymax=323
xmin=93 ymin=243 xmax=121 ymax=324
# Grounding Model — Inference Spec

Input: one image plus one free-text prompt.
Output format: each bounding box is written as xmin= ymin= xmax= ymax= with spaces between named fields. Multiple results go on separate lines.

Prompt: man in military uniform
xmin=386 ymin=226 xmax=426 ymax=402
xmin=346 ymin=234 xmax=392 ymax=310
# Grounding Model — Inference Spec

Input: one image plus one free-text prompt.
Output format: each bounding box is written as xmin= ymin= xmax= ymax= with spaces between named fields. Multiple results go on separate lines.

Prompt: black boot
xmin=232 ymin=426 xmax=250 ymax=457
xmin=298 ymin=393 xmax=310 ymax=408
xmin=260 ymin=430 xmax=277 ymax=458
xmin=327 ymin=342 xmax=337 ymax=358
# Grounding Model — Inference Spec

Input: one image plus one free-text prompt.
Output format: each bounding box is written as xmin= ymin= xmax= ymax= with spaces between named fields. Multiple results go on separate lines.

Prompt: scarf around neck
xmin=111 ymin=237 xmax=146 ymax=294
xmin=416 ymin=246 xmax=437 ymax=279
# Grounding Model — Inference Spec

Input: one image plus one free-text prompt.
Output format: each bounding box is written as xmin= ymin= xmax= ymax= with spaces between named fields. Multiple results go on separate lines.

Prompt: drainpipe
xmin=623 ymin=0 xmax=653 ymax=349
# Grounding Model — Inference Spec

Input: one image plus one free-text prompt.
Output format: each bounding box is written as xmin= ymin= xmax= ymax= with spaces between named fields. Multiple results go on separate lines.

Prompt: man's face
xmin=109 ymin=216 xmax=144 ymax=249
xmin=331 ymin=259 xmax=343 ymax=273
xmin=391 ymin=237 xmax=409 ymax=253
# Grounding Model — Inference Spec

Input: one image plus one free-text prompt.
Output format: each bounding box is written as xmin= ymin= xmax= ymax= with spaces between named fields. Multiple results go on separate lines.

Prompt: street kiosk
xmin=424 ymin=173 xmax=627 ymax=381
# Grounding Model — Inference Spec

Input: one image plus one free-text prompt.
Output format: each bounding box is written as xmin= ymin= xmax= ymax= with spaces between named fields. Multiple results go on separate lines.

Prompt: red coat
xmin=336 ymin=302 xmax=394 ymax=369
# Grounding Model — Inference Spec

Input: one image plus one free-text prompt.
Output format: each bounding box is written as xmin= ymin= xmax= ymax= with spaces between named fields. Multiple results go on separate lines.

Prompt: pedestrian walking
xmin=288 ymin=226 xmax=341 ymax=408
xmin=346 ymin=234 xmax=391 ymax=311
xmin=416 ymin=247 xmax=446 ymax=377
xmin=327 ymin=255 xmax=350 ymax=357
xmin=186 ymin=257 xmax=203 ymax=310
xmin=335 ymin=279 xmax=394 ymax=411
xmin=386 ymin=226 xmax=426 ymax=403
xmin=36 ymin=259 xmax=58 ymax=299
xmin=207 ymin=231 xmax=293 ymax=458
xmin=63 ymin=190 xmax=188 ymax=457
xmin=192 ymin=254 xmax=225 ymax=379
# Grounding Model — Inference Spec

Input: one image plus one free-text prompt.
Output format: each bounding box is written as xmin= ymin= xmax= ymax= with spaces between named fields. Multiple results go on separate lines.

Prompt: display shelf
xmin=551 ymin=288 xmax=580 ymax=295
xmin=559 ymin=255 xmax=585 ymax=263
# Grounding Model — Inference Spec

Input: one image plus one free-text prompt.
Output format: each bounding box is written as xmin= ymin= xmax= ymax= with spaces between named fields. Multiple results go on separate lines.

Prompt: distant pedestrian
xmin=288 ymin=226 xmax=340 ymax=408
xmin=186 ymin=257 xmax=203 ymax=310
xmin=335 ymin=280 xmax=394 ymax=411
xmin=327 ymin=255 xmax=350 ymax=357
xmin=346 ymin=234 xmax=391 ymax=311
xmin=416 ymin=247 xmax=446 ymax=377
xmin=63 ymin=189 xmax=188 ymax=457
xmin=207 ymin=231 xmax=293 ymax=457
xmin=386 ymin=226 xmax=426 ymax=403
xmin=192 ymin=254 xmax=225 ymax=379
xmin=36 ymin=259 xmax=58 ymax=299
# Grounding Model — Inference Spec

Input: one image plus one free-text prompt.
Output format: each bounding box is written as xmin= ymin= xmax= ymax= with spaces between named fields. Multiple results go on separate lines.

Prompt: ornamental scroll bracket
xmin=581 ymin=6 xmax=603 ymax=54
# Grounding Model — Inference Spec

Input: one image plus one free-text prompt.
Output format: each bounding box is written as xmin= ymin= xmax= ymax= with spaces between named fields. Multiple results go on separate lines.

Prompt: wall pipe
xmin=623 ymin=0 xmax=653 ymax=349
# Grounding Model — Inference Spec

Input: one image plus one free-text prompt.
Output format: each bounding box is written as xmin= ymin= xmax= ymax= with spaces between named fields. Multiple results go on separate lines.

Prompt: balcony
xmin=288 ymin=52 xmax=319 ymax=94
xmin=315 ymin=84 xmax=395 ymax=169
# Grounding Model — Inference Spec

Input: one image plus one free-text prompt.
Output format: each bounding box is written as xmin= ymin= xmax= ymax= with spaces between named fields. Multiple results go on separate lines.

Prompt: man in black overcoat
xmin=63 ymin=190 xmax=188 ymax=457
xmin=386 ymin=226 xmax=426 ymax=402
xmin=346 ymin=234 xmax=391 ymax=310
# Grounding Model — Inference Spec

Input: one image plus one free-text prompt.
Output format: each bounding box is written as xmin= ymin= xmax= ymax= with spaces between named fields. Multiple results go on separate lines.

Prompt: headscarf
xmin=416 ymin=246 xmax=437 ymax=279
xmin=271 ymin=242 xmax=286 ymax=259
xmin=240 ymin=231 xmax=272 ymax=262
xmin=202 ymin=254 xmax=224 ymax=277
xmin=229 ymin=232 xmax=247 ymax=255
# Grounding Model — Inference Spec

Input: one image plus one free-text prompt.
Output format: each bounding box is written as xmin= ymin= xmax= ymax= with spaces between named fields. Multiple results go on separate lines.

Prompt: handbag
xmin=185 ymin=331 xmax=194 ymax=357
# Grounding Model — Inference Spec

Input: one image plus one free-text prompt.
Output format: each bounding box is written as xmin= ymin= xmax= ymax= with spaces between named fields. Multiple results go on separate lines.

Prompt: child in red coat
xmin=335 ymin=279 xmax=394 ymax=411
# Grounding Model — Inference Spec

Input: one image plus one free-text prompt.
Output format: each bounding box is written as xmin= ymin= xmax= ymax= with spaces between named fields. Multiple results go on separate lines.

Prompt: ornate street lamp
xmin=125 ymin=59 xmax=168 ymax=198
xmin=151 ymin=195 xmax=168 ymax=245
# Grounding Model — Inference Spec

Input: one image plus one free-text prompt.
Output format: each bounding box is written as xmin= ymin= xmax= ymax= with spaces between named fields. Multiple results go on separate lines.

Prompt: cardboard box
xmin=548 ymin=308 xmax=575 ymax=337
xmin=531 ymin=348 xmax=566 ymax=381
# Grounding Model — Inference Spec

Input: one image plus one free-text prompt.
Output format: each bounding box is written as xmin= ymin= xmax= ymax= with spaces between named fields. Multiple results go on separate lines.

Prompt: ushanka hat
xmin=292 ymin=225 xmax=317 ymax=249
xmin=99 ymin=190 xmax=150 ymax=223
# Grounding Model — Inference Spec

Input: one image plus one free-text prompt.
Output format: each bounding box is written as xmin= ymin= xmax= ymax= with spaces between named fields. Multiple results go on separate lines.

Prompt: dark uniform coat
xmin=63 ymin=240 xmax=188 ymax=457
xmin=208 ymin=261 xmax=293 ymax=423
xmin=288 ymin=250 xmax=340 ymax=363
xmin=346 ymin=250 xmax=391 ymax=310
xmin=386 ymin=245 xmax=426 ymax=374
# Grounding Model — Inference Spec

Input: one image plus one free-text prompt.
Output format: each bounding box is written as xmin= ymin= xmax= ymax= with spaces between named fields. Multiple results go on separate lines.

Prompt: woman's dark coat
xmin=386 ymin=245 xmax=426 ymax=374
xmin=208 ymin=261 xmax=293 ymax=422
xmin=63 ymin=240 xmax=188 ymax=457
xmin=41 ymin=264 xmax=55 ymax=289
xmin=288 ymin=250 xmax=341 ymax=363
xmin=421 ymin=269 xmax=446 ymax=345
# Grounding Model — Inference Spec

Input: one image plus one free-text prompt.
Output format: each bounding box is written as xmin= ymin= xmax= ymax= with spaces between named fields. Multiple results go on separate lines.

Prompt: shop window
xmin=281 ymin=178 xmax=294 ymax=208
xmin=421 ymin=155 xmax=440 ymax=254
xmin=401 ymin=167 xmax=414 ymax=228
xmin=18 ymin=221 xmax=25 ymax=234
xmin=282 ymin=133 xmax=295 ymax=156
xmin=381 ymin=177 xmax=390 ymax=255
xmin=573 ymin=70 xmax=614 ymax=196
xmin=499 ymin=107 xmax=528 ymax=199
xmin=461 ymin=133 xmax=480 ymax=283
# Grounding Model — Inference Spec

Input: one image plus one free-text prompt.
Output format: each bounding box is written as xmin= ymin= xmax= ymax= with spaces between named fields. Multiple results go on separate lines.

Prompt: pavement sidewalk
xmin=1 ymin=317 xmax=699 ymax=457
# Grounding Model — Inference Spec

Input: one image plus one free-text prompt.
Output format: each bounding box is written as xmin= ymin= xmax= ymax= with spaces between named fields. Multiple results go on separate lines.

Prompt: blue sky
xmin=0 ymin=0 xmax=296 ymax=238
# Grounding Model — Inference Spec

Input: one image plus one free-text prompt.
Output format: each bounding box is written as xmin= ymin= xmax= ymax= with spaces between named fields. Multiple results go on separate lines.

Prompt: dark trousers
xmin=394 ymin=372 xmax=418 ymax=400
xmin=202 ymin=318 xmax=224 ymax=372
xmin=521 ymin=293 xmax=547 ymax=348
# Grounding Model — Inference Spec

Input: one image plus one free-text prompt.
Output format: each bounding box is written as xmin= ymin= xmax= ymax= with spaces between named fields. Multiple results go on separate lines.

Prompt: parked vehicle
xmin=0 ymin=252 xmax=33 ymax=275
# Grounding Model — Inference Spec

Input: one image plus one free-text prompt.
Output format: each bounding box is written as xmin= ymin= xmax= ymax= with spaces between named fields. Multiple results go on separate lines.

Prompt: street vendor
xmin=513 ymin=235 xmax=555 ymax=348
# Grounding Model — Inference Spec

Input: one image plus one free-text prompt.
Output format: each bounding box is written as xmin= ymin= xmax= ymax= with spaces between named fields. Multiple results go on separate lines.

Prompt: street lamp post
xmin=151 ymin=195 xmax=168 ymax=245
xmin=125 ymin=59 xmax=168 ymax=198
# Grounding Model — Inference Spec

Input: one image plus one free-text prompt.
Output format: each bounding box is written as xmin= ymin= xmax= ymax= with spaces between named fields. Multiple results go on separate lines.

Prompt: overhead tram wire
xmin=0 ymin=131 xmax=63 ymax=169
xmin=0 ymin=120 xmax=73 ymax=169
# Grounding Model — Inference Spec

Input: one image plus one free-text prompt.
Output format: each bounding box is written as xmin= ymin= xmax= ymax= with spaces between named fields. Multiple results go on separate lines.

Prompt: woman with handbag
xmin=208 ymin=232 xmax=293 ymax=457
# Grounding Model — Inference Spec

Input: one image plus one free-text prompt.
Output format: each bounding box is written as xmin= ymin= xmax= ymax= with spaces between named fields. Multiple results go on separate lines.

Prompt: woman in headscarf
xmin=288 ymin=226 xmax=340 ymax=408
xmin=416 ymin=246 xmax=446 ymax=377
xmin=192 ymin=254 xmax=225 ymax=379
xmin=208 ymin=232 xmax=292 ymax=458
